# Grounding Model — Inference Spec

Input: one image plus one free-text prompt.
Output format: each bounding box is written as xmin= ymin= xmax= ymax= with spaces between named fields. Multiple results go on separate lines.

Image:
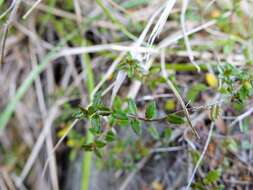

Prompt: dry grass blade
xmin=22 ymin=0 xmax=42 ymax=19
xmin=0 ymin=30 xmax=77 ymax=132
xmin=17 ymin=104 xmax=60 ymax=187
xmin=145 ymin=0 xmax=176 ymax=66
xmin=186 ymin=123 xmax=214 ymax=189
xmin=109 ymin=6 xmax=164 ymax=105
xmin=0 ymin=0 xmax=16 ymax=19
xmin=57 ymin=44 xmax=158 ymax=57
xmin=159 ymin=11 xmax=231 ymax=48
xmin=42 ymin=119 xmax=78 ymax=178
xmin=180 ymin=0 xmax=200 ymax=72
xmin=0 ymin=25 xmax=9 ymax=65
xmin=161 ymin=49 xmax=200 ymax=139
xmin=1 ymin=0 xmax=252 ymax=189
xmin=0 ymin=0 xmax=22 ymax=65
xmin=30 ymin=44 xmax=59 ymax=190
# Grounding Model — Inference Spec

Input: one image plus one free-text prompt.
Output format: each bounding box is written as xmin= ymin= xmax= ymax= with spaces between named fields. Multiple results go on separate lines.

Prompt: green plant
xmin=73 ymin=92 xmax=188 ymax=150
xmin=218 ymin=63 xmax=253 ymax=104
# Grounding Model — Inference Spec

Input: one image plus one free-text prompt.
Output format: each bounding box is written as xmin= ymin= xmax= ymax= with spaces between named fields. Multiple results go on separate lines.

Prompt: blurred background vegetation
xmin=1 ymin=0 xmax=253 ymax=190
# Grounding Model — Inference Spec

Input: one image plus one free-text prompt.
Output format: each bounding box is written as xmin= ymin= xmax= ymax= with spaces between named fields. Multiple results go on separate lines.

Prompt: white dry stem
xmin=110 ymin=70 xmax=127 ymax=107
xmin=144 ymin=0 xmax=176 ymax=69
xmin=109 ymin=5 xmax=165 ymax=106
xmin=159 ymin=11 xmax=231 ymax=48
xmin=22 ymin=0 xmax=42 ymax=19
xmin=91 ymin=53 xmax=125 ymax=98
xmin=16 ymin=99 xmax=67 ymax=188
xmin=45 ymin=134 xmax=59 ymax=190
xmin=124 ymin=0 xmax=176 ymax=101
xmin=54 ymin=12 xmax=232 ymax=59
xmin=0 ymin=177 xmax=7 ymax=190
xmin=73 ymin=0 xmax=82 ymax=24
xmin=30 ymin=45 xmax=59 ymax=190
xmin=204 ymin=0 xmax=217 ymax=12
xmin=185 ymin=123 xmax=214 ymax=190
xmin=1 ymin=0 xmax=22 ymax=64
xmin=126 ymin=12 xmax=232 ymax=100
xmin=230 ymin=106 xmax=253 ymax=127
xmin=57 ymin=44 xmax=158 ymax=58
xmin=42 ymin=119 xmax=79 ymax=177
xmin=180 ymin=0 xmax=200 ymax=72
xmin=53 ymin=11 xmax=232 ymax=105
xmin=17 ymin=105 xmax=59 ymax=188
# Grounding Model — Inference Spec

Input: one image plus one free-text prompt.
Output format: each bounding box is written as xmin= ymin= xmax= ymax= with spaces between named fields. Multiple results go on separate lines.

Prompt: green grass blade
xmin=95 ymin=0 xmax=137 ymax=41
xmin=0 ymin=30 xmax=78 ymax=132
xmin=81 ymin=40 xmax=95 ymax=190
xmin=121 ymin=0 xmax=151 ymax=9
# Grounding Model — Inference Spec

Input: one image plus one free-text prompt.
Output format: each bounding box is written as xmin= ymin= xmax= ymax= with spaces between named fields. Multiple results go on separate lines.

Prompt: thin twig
xmin=180 ymin=0 xmax=200 ymax=72
xmin=30 ymin=44 xmax=59 ymax=190
xmin=22 ymin=0 xmax=42 ymax=19
xmin=42 ymin=119 xmax=79 ymax=177
xmin=17 ymin=105 xmax=60 ymax=188
xmin=1 ymin=0 xmax=22 ymax=65
xmin=161 ymin=49 xmax=200 ymax=139
xmin=230 ymin=106 xmax=253 ymax=127
xmin=0 ymin=25 xmax=9 ymax=65
xmin=185 ymin=123 xmax=215 ymax=190
xmin=0 ymin=0 xmax=16 ymax=19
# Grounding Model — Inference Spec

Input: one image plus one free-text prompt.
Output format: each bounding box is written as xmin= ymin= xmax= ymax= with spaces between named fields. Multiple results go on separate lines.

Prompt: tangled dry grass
xmin=1 ymin=0 xmax=253 ymax=190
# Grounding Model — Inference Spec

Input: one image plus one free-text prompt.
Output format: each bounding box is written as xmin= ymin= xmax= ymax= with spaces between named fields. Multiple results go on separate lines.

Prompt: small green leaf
xmin=94 ymin=149 xmax=102 ymax=158
xmin=105 ymin=130 xmax=116 ymax=142
xmin=98 ymin=111 xmax=111 ymax=116
xmin=164 ymin=128 xmax=172 ymax=140
xmin=191 ymin=182 xmax=205 ymax=190
xmin=112 ymin=110 xmax=128 ymax=120
xmin=117 ymin=119 xmax=129 ymax=127
xmin=82 ymin=143 xmax=94 ymax=151
xmin=210 ymin=104 xmax=221 ymax=121
xmin=0 ymin=0 xmax=4 ymax=7
xmin=88 ymin=105 xmax=97 ymax=116
xmin=97 ymin=105 xmax=110 ymax=112
xmin=128 ymin=99 xmax=137 ymax=114
xmin=90 ymin=115 xmax=101 ymax=134
xmin=113 ymin=96 xmax=123 ymax=110
xmin=89 ymin=128 xmax=98 ymax=135
xmin=239 ymin=120 xmax=249 ymax=133
xmin=191 ymin=150 xmax=200 ymax=165
xmin=225 ymin=138 xmax=238 ymax=152
xmin=166 ymin=114 xmax=185 ymax=124
xmin=130 ymin=119 xmax=141 ymax=135
xmin=203 ymin=169 xmax=221 ymax=185
xmin=242 ymin=140 xmax=251 ymax=150
xmin=92 ymin=91 xmax=102 ymax=107
xmin=97 ymin=105 xmax=111 ymax=116
xmin=187 ymin=83 xmax=207 ymax=102
xmin=145 ymin=101 xmax=157 ymax=119
xmin=73 ymin=107 xmax=88 ymax=119
xmin=94 ymin=140 xmax=106 ymax=148
xmin=148 ymin=126 xmax=160 ymax=140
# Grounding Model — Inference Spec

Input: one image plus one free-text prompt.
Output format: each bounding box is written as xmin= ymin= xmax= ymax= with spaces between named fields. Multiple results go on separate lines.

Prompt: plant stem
xmin=160 ymin=50 xmax=200 ymax=139
xmin=127 ymin=102 xmax=214 ymax=122
xmin=81 ymin=40 xmax=95 ymax=190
